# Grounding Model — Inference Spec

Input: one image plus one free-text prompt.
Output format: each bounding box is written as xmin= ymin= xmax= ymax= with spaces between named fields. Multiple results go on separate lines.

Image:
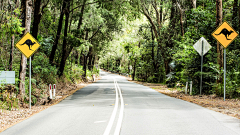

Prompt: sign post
xmin=200 ymin=40 xmax=203 ymax=95
xmin=15 ymin=32 xmax=41 ymax=109
xmin=212 ymin=21 xmax=238 ymax=101
xmin=29 ymin=57 xmax=31 ymax=109
xmin=193 ymin=37 xmax=212 ymax=95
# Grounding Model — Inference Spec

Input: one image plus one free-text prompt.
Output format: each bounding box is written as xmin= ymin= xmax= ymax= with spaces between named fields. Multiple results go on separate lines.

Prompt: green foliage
xmin=64 ymin=64 xmax=84 ymax=83
xmin=38 ymin=35 xmax=54 ymax=56
xmin=0 ymin=8 xmax=24 ymax=36
xmin=32 ymin=52 xmax=58 ymax=84
xmin=0 ymin=85 xmax=19 ymax=110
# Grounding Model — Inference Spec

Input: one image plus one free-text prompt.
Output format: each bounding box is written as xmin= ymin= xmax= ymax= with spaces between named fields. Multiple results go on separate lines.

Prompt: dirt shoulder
xmin=129 ymin=80 xmax=240 ymax=120
xmin=0 ymin=78 xmax=101 ymax=133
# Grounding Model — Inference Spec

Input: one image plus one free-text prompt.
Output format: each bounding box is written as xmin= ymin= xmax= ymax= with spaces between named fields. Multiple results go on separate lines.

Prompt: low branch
xmin=41 ymin=0 xmax=50 ymax=14
xmin=88 ymin=25 xmax=102 ymax=41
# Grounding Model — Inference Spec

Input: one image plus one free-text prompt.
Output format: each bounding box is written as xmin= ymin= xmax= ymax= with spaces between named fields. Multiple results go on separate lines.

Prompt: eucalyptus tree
xmin=216 ymin=0 xmax=223 ymax=86
xmin=18 ymin=0 xmax=33 ymax=96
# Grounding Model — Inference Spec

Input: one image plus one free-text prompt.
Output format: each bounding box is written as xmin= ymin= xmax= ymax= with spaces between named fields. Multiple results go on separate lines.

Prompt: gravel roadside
xmin=0 ymin=77 xmax=101 ymax=133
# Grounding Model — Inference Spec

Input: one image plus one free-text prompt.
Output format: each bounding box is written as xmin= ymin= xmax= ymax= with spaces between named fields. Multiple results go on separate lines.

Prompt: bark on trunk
xmin=91 ymin=55 xmax=95 ymax=69
xmin=216 ymin=0 xmax=223 ymax=87
xmin=87 ymin=47 xmax=93 ymax=70
xmin=83 ymin=55 xmax=87 ymax=77
xmin=177 ymin=2 xmax=184 ymax=37
xmin=191 ymin=0 xmax=196 ymax=8
xmin=180 ymin=11 xmax=184 ymax=37
xmin=59 ymin=1 xmax=70 ymax=77
xmin=232 ymin=0 xmax=238 ymax=31
xmin=19 ymin=0 xmax=32 ymax=95
xmin=239 ymin=4 xmax=240 ymax=37
xmin=132 ymin=58 xmax=136 ymax=81
xmin=49 ymin=0 xmax=67 ymax=64
xmin=75 ymin=50 xmax=79 ymax=65
xmin=83 ymin=30 xmax=89 ymax=77
xmin=31 ymin=0 xmax=42 ymax=39
xmin=77 ymin=0 xmax=87 ymax=30
xmin=9 ymin=35 xmax=14 ymax=71
xmin=80 ymin=51 xmax=84 ymax=65
xmin=151 ymin=27 xmax=157 ymax=74
xmin=143 ymin=5 xmax=169 ymax=75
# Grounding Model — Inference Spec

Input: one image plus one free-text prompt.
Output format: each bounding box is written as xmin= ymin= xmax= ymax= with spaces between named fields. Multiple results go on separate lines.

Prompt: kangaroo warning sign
xmin=15 ymin=32 xmax=41 ymax=59
xmin=212 ymin=21 xmax=238 ymax=48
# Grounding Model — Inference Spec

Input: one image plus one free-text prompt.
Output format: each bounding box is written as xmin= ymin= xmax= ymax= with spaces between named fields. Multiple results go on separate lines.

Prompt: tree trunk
xmin=83 ymin=55 xmax=87 ymax=77
xmin=132 ymin=58 xmax=136 ymax=81
xmin=180 ymin=10 xmax=184 ymax=37
xmin=77 ymin=0 xmax=87 ymax=30
xmin=80 ymin=50 xmax=84 ymax=65
xmin=87 ymin=47 xmax=93 ymax=70
xmin=9 ymin=0 xmax=19 ymax=71
xmin=75 ymin=50 xmax=79 ymax=65
xmin=216 ymin=0 xmax=223 ymax=90
xmin=31 ymin=0 xmax=42 ymax=39
xmin=9 ymin=35 xmax=14 ymax=71
xmin=176 ymin=2 xmax=184 ymax=37
xmin=59 ymin=1 xmax=70 ymax=77
xmin=91 ymin=55 xmax=95 ymax=69
xmin=160 ymin=0 xmax=163 ymax=23
xmin=231 ymin=0 xmax=238 ymax=50
xmin=239 ymin=3 xmax=240 ymax=37
xmin=151 ymin=27 xmax=158 ymax=75
xmin=83 ymin=29 xmax=89 ymax=77
xmin=142 ymin=5 xmax=169 ymax=75
xmin=191 ymin=0 xmax=197 ymax=8
xmin=19 ymin=0 xmax=32 ymax=96
xmin=49 ymin=0 xmax=67 ymax=64
xmin=232 ymin=0 xmax=238 ymax=31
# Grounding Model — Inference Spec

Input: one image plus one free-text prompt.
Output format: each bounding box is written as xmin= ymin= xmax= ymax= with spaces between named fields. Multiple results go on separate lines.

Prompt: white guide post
xmin=190 ymin=81 xmax=193 ymax=95
xmin=53 ymin=84 xmax=56 ymax=99
xmin=49 ymin=84 xmax=52 ymax=99
xmin=185 ymin=82 xmax=188 ymax=94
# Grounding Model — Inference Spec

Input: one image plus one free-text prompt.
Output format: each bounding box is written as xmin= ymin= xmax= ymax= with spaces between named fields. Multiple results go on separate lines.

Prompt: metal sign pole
xmin=29 ymin=57 xmax=31 ymax=109
xmin=200 ymin=40 xmax=203 ymax=95
xmin=224 ymin=48 xmax=226 ymax=101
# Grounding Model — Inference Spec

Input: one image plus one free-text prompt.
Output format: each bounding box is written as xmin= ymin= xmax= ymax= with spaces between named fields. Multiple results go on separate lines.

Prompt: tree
xmin=59 ymin=0 xmax=71 ymax=76
xmin=19 ymin=0 xmax=33 ymax=96
xmin=216 ymin=0 xmax=223 ymax=87
xmin=49 ymin=0 xmax=67 ymax=64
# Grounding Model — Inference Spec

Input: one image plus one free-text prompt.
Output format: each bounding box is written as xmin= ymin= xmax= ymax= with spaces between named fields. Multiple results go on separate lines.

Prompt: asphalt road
xmin=1 ymin=70 xmax=240 ymax=135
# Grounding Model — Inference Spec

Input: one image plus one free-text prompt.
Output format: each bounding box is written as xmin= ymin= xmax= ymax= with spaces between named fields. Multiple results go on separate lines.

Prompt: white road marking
xmin=103 ymin=78 xmax=125 ymax=135
xmin=103 ymin=79 xmax=119 ymax=135
xmin=114 ymin=80 xmax=124 ymax=135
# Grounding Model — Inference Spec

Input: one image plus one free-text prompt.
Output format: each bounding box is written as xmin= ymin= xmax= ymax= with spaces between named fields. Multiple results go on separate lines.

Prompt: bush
xmin=32 ymin=52 xmax=58 ymax=84
xmin=0 ymin=85 xmax=19 ymax=110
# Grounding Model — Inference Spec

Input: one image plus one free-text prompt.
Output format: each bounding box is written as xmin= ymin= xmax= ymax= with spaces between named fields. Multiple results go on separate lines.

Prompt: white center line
xmin=114 ymin=81 xmax=124 ymax=135
xmin=103 ymin=79 xmax=119 ymax=135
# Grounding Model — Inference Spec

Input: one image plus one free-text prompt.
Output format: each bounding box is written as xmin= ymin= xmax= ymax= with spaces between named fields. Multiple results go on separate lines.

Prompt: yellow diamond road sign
xmin=212 ymin=21 xmax=238 ymax=48
xmin=15 ymin=32 xmax=40 ymax=59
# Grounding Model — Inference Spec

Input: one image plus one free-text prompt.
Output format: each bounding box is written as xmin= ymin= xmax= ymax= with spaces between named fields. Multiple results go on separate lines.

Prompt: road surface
xmin=1 ymin=70 xmax=240 ymax=135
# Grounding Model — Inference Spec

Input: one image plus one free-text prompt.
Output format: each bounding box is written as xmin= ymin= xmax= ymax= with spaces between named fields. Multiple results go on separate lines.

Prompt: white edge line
xmin=103 ymin=78 xmax=119 ymax=135
xmin=114 ymin=81 xmax=124 ymax=135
